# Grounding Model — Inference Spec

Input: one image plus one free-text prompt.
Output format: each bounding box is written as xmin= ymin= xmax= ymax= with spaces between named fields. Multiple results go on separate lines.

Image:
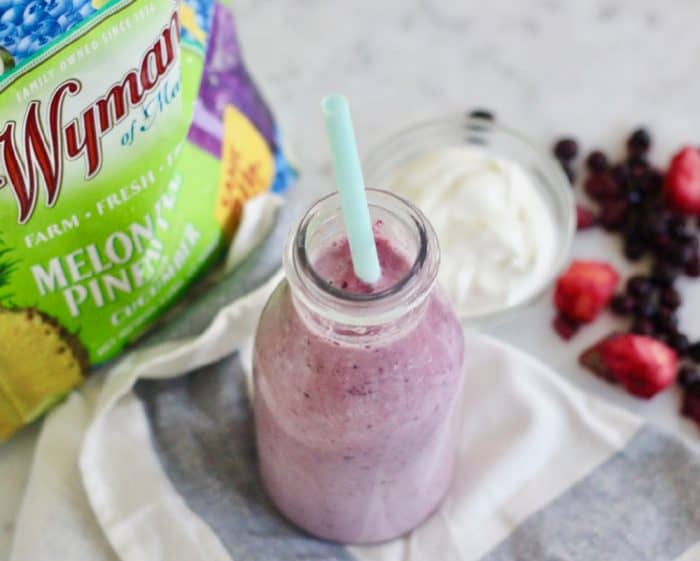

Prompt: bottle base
xmin=262 ymin=473 xmax=453 ymax=545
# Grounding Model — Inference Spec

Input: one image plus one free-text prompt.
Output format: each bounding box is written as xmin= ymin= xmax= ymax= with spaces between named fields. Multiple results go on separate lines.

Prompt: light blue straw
xmin=321 ymin=94 xmax=381 ymax=284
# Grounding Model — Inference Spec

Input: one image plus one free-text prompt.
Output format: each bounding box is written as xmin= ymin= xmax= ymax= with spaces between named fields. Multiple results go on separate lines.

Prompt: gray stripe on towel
xmin=480 ymin=426 xmax=700 ymax=561
xmin=137 ymin=354 xmax=355 ymax=561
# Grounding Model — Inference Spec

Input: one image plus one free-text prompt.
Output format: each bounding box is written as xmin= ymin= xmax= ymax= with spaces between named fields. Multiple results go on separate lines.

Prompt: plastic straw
xmin=321 ymin=94 xmax=381 ymax=284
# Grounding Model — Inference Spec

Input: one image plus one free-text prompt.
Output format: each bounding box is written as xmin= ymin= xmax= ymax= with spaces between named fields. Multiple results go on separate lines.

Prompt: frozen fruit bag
xmin=0 ymin=0 xmax=295 ymax=440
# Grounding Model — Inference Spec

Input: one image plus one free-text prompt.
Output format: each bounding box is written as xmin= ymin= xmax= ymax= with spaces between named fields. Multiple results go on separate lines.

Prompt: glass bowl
xmin=363 ymin=113 xmax=575 ymax=326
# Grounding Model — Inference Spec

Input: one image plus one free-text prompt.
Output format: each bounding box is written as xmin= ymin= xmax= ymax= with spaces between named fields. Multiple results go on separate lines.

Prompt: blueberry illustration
xmin=18 ymin=22 xmax=38 ymax=36
xmin=16 ymin=35 xmax=32 ymax=54
xmin=57 ymin=12 xmax=81 ymax=30
xmin=23 ymin=1 xmax=45 ymax=28
xmin=78 ymin=2 xmax=94 ymax=18
xmin=1 ymin=33 xmax=18 ymax=56
xmin=30 ymin=34 xmax=50 ymax=52
xmin=56 ymin=13 xmax=69 ymax=28
xmin=1 ymin=6 xmax=22 ymax=25
xmin=47 ymin=0 xmax=70 ymax=18
xmin=0 ymin=21 xmax=15 ymax=39
xmin=34 ymin=19 xmax=56 ymax=36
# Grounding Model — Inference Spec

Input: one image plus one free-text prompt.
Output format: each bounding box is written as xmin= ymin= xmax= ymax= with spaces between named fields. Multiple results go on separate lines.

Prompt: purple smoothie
xmin=253 ymin=235 xmax=464 ymax=543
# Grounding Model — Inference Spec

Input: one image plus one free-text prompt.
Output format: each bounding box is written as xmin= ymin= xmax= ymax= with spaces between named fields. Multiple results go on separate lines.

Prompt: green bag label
xmin=0 ymin=0 xmax=294 ymax=439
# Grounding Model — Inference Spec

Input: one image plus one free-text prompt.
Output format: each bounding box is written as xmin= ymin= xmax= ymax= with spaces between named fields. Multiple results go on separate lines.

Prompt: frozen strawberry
xmin=576 ymin=204 xmax=597 ymax=230
xmin=554 ymin=261 xmax=619 ymax=322
xmin=664 ymin=146 xmax=700 ymax=214
xmin=580 ymin=333 xmax=678 ymax=399
xmin=552 ymin=314 xmax=580 ymax=341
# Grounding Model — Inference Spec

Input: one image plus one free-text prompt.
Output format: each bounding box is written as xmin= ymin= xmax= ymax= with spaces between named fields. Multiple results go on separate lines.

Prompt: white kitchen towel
xmin=141 ymin=333 xmax=700 ymax=561
xmin=9 ymin=187 xmax=287 ymax=561
xmin=9 ymin=260 xmax=700 ymax=560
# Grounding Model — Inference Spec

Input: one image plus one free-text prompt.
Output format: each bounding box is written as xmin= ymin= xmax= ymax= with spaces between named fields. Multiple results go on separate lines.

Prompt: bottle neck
xmin=284 ymin=189 xmax=440 ymax=335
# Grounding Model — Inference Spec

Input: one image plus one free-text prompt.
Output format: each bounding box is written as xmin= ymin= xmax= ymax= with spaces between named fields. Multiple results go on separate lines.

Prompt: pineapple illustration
xmin=0 ymin=237 xmax=87 ymax=441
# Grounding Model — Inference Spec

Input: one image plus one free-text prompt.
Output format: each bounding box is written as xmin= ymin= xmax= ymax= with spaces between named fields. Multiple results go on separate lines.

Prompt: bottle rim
xmin=284 ymin=189 xmax=440 ymax=326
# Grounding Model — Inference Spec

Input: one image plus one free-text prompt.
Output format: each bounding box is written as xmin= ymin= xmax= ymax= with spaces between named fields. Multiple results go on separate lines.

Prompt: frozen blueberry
xmin=645 ymin=210 xmax=669 ymax=237
xmin=624 ymin=228 xmax=648 ymax=252
xmin=624 ymin=239 xmax=646 ymax=261
xmin=668 ymin=331 xmax=690 ymax=356
xmin=635 ymin=299 xmax=656 ymax=319
xmin=668 ymin=214 xmax=690 ymax=239
xmin=652 ymin=261 xmax=678 ymax=287
xmin=651 ymin=233 xmax=674 ymax=256
xmin=627 ymin=127 xmax=651 ymax=154
xmin=610 ymin=294 xmax=636 ymax=316
xmin=682 ymin=387 xmax=700 ymax=424
xmin=678 ymin=366 xmax=700 ymax=389
xmin=469 ymin=108 xmax=494 ymax=120
xmin=685 ymin=236 xmax=700 ymax=251
xmin=660 ymin=287 xmax=681 ymax=310
xmin=649 ymin=170 xmax=664 ymax=190
xmin=655 ymin=307 xmax=679 ymax=333
xmin=553 ymin=138 xmax=578 ymax=161
xmin=639 ymin=170 xmax=663 ymax=194
xmin=685 ymin=256 xmax=700 ymax=277
xmin=627 ymin=189 xmax=643 ymax=206
xmin=627 ymin=275 xmax=654 ymax=298
xmin=669 ymin=243 xmax=696 ymax=267
xmin=586 ymin=150 xmax=608 ymax=173
xmin=689 ymin=341 xmax=700 ymax=362
xmin=626 ymin=154 xmax=649 ymax=172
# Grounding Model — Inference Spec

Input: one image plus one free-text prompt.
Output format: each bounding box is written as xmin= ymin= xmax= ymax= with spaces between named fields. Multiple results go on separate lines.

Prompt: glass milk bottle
xmin=253 ymin=190 xmax=465 ymax=543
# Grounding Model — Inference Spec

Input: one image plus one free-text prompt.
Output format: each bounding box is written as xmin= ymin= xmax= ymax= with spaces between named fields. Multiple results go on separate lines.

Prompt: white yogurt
xmin=382 ymin=146 xmax=558 ymax=319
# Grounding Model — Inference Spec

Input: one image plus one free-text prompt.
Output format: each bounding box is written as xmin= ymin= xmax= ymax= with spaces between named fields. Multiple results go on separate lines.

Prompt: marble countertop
xmin=3 ymin=0 xmax=700 ymax=556
xmin=232 ymin=0 xmax=700 ymax=445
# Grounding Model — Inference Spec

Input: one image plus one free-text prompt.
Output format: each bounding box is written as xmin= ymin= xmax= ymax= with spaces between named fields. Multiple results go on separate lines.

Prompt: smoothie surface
xmin=312 ymin=235 xmax=412 ymax=294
